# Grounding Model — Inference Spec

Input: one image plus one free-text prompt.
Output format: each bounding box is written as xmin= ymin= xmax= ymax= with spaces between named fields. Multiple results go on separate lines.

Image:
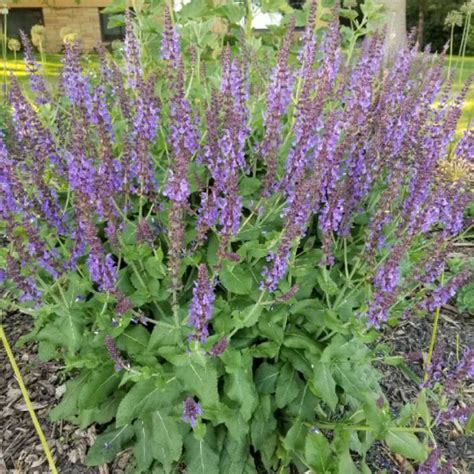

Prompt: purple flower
xmin=127 ymin=76 xmax=160 ymax=197
xmin=260 ymin=19 xmax=295 ymax=195
xmin=116 ymin=294 xmax=133 ymax=316
xmin=124 ymin=9 xmax=142 ymax=87
xmin=163 ymin=64 xmax=198 ymax=203
xmin=61 ymin=41 xmax=93 ymax=119
xmin=421 ymin=271 xmax=473 ymax=312
xmin=262 ymin=177 xmax=315 ymax=292
xmin=87 ymin=252 xmax=117 ymax=293
xmin=105 ymin=335 xmax=130 ymax=371
xmin=445 ymin=348 xmax=474 ymax=395
xmin=417 ymin=447 xmax=442 ymax=474
xmin=188 ymin=264 xmax=215 ymax=343
xmin=136 ymin=219 xmax=156 ymax=246
xmin=6 ymin=255 xmax=42 ymax=303
xmin=182 ymin=397 xmax=202 ymax=428
xmin=161 ymin=7 xmax=181 ymax=68
xmin=437 ymin=406 xmax=474 ymax=425
xmin=208 ymin=338 xmax=228 ymax=356
xmin=19 ymin=30 xmax=50 ymax=104
xmin=423 ymin=342 xmax=446 ymax=388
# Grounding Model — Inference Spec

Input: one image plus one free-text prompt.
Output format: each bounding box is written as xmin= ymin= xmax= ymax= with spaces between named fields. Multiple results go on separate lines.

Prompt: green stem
xmin=458 ymin=12 xmax=471 ymax=87
xmin=245 ymin=0 xmax=253 ymax=41
xmin=424 ymin=272 xmax=444 ymax=384
xmin=447 ymin=23 xmax=455 ymax=79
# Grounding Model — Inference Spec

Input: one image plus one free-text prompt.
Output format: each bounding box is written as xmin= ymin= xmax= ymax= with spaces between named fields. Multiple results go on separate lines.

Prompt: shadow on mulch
xmin=1 ymin=309 xmax=472 ymax=473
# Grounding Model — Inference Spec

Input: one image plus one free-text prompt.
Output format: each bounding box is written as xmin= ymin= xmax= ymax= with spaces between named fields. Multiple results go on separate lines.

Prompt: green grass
xmin=0 ymin=52 xmax=98 ymax=101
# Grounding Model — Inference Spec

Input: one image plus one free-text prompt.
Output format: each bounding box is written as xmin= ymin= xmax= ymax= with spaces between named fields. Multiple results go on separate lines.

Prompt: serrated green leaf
xmin=85 ymin=425 xmax=134 ymax=466
xmin=250 ymin=395 xmax=277 ymax=470
xmin=176 ymin=360 xmax=219 ymax=405
xmin=219 ymin=264 xmax=253 ymax=295
xmin=78 ymin=366 xmax=120 ymax=409
xmin=219 ymin=434 xmax=257 ymax=473
xmin=275 ymin=363 xmax=300 ymax=408
xmin=337 ymin=451 xmax=359 ymax=474
xmin=226 ymin=367 xmax=258 ymax=421
xmin=316 ymin=270 xmax=339 ymax=296
xmin=254 ymin=362 xmax=280 ymax=394
xmin=232 ymin=303 xmax=263 ymax=329
xmin=134 ymin=411 xmax=182 ymax=472
xmin=134 ymin=418 xmax=155 ymax=471
xmin=305 ymin=431 xmax=333 ymax=473
xmin=283 ymin=418 xmax=306 ymax=453
xmin=184 ymin=431 xmax=220 ymax=474
xmin=116 ymin=378 xmax=181 ymax=426
xmin=148 ymin=322 xmax=182 ymax=349
xmin=50 ymin=375 xmax=86 ymax=421
xmin=385 ymin=430 xmax=427 ymax=462
xmin=310 ymin=361 xmax=338 ymax=411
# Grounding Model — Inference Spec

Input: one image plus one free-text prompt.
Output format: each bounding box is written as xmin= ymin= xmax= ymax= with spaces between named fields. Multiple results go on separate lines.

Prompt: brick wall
xmin=42 ymin=7 xmax=102 ymax=53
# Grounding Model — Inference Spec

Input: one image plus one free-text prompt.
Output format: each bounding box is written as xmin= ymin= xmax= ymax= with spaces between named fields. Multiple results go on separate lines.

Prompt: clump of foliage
xmin=1 ymin=2 xmax=473 ymax=472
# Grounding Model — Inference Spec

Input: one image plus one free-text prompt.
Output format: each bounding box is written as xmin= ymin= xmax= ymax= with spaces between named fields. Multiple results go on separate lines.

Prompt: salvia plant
xmin=1 ymin=2 xmax=473 ymax=472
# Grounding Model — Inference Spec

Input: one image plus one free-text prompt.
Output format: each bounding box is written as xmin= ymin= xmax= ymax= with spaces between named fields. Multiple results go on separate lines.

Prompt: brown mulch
xmin=1 ymin=308 xmax=473 ymax=473
xmin=0 ymin=312 xmax=130 ymax=474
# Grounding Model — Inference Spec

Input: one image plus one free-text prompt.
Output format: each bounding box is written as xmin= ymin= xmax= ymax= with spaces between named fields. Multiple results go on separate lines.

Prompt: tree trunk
xmin=377 ymin=0 xmax=407 ymax=59
xmin=416 ymin=0 xmax=427 ymax=49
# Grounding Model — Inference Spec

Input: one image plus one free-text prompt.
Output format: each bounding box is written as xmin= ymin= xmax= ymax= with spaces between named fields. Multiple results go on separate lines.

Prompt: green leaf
xmin=239 ymin=176 xmax=261 ymax=196
xmin=214 ymin=4 xmax=245 ymax=23
xmin=232 ymin=304 xmax=263 ymax=329
xmin=219 ymin=263 xmax=253 ymax=295
xmin=204 ymin=402 xmax=248 ymax=442
xmin=148 ymin=322 xmax=182 ymax=349
xmin=134 ymin=418 xmax=155 ymax=471
xmin=184 ymin=431 xmax=220 ymax=474
xmin=385 ymin=430 xmax=427 ymax=462
xmin=78 ymin=366 xmax=120 ymax=409
xmin=283 ymin=418 xmax=306 ymax=453
xmin=134 ymin=412 xmax=182 ymax=472
xmin=254 ymin=362 xmax=280 ymax=394
xmin=116 ymin=378 xmax=181 ymax=426
xmin=144 ymin=252 xmax=166 ymax=279
xmin=337 ymin=451 xmax=359 ymax=474
xmin=250 ymin=395 xmax=277 ymax=469
xmin=305 ymin=431 xmax=333 ymax=473
xmin=118 ymin=325 xmax=150 ymax=356
xmin=85 ymin=425 xmax=134 ymax=466
xmin=219 ymin=434 xmax=257 ymax=473
xmin=310 ymin=362 xmax=338 ymax=411
xmin=176 ymin=360 xmax=219 ymax=405
xmin=225 ymin=368 xmax=258 ymax=421
xmin=179 ymin=0 xmax=210 ymax=19
xmin=50 ymin=375 xmax=86 ymax=421
xmin=275 ymin=363 xmax=300 ymax=409
xmin=316 ymin=269 xmax=339 ymax=296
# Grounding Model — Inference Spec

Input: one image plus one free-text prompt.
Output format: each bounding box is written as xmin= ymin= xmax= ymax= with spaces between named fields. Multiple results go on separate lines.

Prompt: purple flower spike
xmin=188 ymin=264 xmax=215 ymax=343
xmin=161 ymin=7 xmax=181 ymax=68
xmin=19 ymin=30 xmax=50 ymax=104
xmin=182 ymin=397 xmax=202 ymax=428
xmin=124 ymin=9 xmax=142 ymax=87
xmin=208 ymin=338 xmax=228 ymax=357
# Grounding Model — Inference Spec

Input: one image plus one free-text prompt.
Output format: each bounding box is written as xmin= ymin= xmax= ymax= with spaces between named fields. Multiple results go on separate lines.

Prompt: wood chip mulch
xmin=0 ymin=312 xmax=130 ymax=474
